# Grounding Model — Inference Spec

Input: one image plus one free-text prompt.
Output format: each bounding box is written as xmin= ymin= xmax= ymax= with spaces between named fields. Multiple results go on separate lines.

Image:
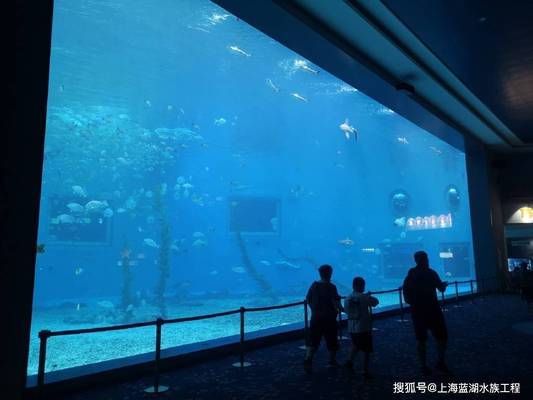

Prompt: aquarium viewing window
xmin=229 ymin=196 xmax=280 ymax=234
xmin=28 ymin=0 xmax=476 ymax=379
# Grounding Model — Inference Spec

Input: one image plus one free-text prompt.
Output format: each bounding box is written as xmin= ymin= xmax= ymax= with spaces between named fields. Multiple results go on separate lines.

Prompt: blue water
xmin=29 ymin=0 xmax=475 ymax=376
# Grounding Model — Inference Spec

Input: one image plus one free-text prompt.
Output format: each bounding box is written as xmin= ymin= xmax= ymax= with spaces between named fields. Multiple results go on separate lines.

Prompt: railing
xmin=36 ymin=277 xmax=496 ymax=394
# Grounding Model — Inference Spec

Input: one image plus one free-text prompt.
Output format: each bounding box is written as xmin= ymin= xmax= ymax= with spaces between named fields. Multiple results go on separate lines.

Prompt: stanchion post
xmin=300 ymin=300 xmax=308 ymax=349
xmin=441 ymin=291 xmax=447 ymax=312
xmin=232 ymin=307 xmax=251 ymax=367
xmin=239 ymin=307 xmax=245 ymax=367
xmin=144 ymin=318 xmax=168 ymax=394
xmin=470 ymin=280 xmax=475 ymax=303
xmin=37 ymin=330 xmax=51 ymax=389
xmin=398 ymin=287 xmax=405 ymax=322
xmin=338 ymin=306 xmax=343 ymax=341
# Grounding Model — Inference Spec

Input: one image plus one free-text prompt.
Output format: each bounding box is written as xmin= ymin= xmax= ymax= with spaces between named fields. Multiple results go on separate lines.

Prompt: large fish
xmin=339 ymin=119 xmax=357 ymax=140
xmin=229 ymin=45 xmax=251 ymax=57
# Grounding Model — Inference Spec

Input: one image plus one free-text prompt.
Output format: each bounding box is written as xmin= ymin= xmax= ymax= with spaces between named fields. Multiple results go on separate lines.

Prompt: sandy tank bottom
xmin=27 ymin=292 xmax=403 ymax=375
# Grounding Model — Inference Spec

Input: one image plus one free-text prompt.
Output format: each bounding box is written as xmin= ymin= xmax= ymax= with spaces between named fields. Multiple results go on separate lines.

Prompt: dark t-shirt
xmin=306 ymin=280 xmax=341 ymax=320
xmin=403 ymin=266 xmax=446 ymax=313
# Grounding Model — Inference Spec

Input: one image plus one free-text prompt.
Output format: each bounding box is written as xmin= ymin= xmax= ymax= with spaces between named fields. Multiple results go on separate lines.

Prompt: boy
xmin=343 ymin=276 xmax=379 ymax=378
xmin=304 ymin=264 xmax=342 ymax=373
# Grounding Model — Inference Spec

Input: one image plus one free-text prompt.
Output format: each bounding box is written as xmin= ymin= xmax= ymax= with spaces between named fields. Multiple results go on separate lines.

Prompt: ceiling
xmin=381 ymin=0 xmax=533 ymax=149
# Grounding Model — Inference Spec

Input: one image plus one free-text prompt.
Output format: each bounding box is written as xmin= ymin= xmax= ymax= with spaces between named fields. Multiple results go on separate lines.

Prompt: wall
xmin=7 ymin=1 xmax=53 ymax=399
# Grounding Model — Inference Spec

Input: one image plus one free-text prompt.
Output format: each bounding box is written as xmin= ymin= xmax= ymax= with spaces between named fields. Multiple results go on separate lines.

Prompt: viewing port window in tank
xmin=439 ymin=242 xmax=472 ymax=278
xmin=28 ymin=0 xmax=476 ymax=379
xmin=229 ymin=196 xmax=280 ymax=235
xmin=382 ymin=243 xmax=424 ymax=280
xmin=47 ymin=196 xmax=112 ymax=244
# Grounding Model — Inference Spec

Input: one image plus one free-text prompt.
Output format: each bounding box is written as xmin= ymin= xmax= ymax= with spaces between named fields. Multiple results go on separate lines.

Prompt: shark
xmin=229 ymin=45 xmax=251 ymax=57
xmin=339 ymin=119 xmax=357 ymax=140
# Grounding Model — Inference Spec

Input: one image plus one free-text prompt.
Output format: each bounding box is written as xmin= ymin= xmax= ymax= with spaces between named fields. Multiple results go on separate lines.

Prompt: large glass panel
xmin=29 ymin=0 xmax=475 ymax=375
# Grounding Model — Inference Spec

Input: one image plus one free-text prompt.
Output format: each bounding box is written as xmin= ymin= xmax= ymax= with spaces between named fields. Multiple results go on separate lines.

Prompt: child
xmin=304 ymin=264 xmax=342 ymax=373
xmin=343 ymin=277 xmax=379 ymax=378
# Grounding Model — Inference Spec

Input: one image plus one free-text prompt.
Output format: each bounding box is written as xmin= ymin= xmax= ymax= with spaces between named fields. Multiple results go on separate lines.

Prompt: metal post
xmin=37 ymin=330 xmax=50 ymax=389
xmin=145 ymin=318 xmax=168 ymax=394
xmin=453 ymin=281 xmax=462 ymax=308
xmin=441 ymin=291 xmax=448 ymax=312
xmin=470 ymin=280 xmax=475 ymax=303
xmin=299 ymin=300 xmax=308 ymax=350
xmin=338 ymin=307 xmax=347 ymax=340
xmin=397 ymin=287 xmax=405 ymax=322
xmin=233 ymin=307 xmax=251 ymax=367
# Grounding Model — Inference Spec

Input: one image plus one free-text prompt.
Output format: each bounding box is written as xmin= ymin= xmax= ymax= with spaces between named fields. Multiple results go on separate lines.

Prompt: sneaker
xmin=327 ymin=359 xmax=340 ymax=367
xmin=303 ymin=359 xmax=312 ymax=373
xmin=421 ymin=366 xmax=432 ymax=377
xmin=435 ymin=362 xmax=453 ymax=376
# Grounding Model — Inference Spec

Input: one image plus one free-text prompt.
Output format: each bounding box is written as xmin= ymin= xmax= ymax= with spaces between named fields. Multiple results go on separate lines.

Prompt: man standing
xmin=403 ymin=251 xmax=451 ymax=376
xmin=304 ymin=264 xmax=342 ymax=373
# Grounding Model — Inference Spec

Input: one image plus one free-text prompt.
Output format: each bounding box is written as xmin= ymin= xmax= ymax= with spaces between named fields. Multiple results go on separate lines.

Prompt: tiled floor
xmin=57 ymin=294 xmax=532 ymax=399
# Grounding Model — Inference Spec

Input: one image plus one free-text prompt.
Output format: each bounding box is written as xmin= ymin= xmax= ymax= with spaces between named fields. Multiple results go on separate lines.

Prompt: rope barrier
xmin=36 ymin=277 xmax=497 ymax=392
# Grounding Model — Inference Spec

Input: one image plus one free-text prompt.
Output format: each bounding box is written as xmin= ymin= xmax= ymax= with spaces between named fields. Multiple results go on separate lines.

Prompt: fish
xmin=116 ymin=208 xmax=126 ymax=213
xmin=429 ymin=146 xmax=442 ymax=155
xmin=67 ymin=202 xmax=84 ymax=214
xmin=270 ymin=217 xmax=279 ymax=231
xmin=56 ymin=214 xmax=75 ymax=224
xmin=192 ymin=231 xmax=205 ymax=238
xmin=103 ymin=208 xmax=114 ymax=218
xmin=393 ymin=217 xmax=406 ymax=227
xmin=229 ymin=45 xmax=251 ymax=57
xmin=209 ymin=13 xmax=231 ymax=24
xmin=74 ymin=267 xmax=84 ymax=276
xmin=85 ymin=200 xmax=109 ymax=213
xmin=145 ymin=99 xmax=152 ymax=107
xmin=231 ymin=266 xmax=246 ymax=274
xmin=397 ymin=137 xmax=409 ymax=144
xmin=143 ymin=238 xmax=159 ymax=248
xmin=259 ymin=260 xmax=271 ymax=266
xmin=97 ymin=300 xmax=114 ymax=309
xmin=214 ymin=117 xmax=227 ymax=126
xmin=275 ymin=261 xmax=301 ymax=269
xmin=192 ymin=239 xmax=208 ymax=247
xmin=339 ymin=119 xmax=357 ymax=140
xmin=266 ymin=79 xmax=280 ymax=92
xmin=290 ymin=93 xmax=308 ymax=102
xmin=72 ymin=185 xmax=87 ymax=198
xmin=209 ymin=270 xmax=219 ymax=276
xmin=338 ymin=237 xmax=355 ymax=247
xmin=167 ymin=105 xmax=173 ymax=111
xmin=294 ymin=59 xmax=319 ymax=74
xmin=36 ymin=243 xmax=46 ymax=254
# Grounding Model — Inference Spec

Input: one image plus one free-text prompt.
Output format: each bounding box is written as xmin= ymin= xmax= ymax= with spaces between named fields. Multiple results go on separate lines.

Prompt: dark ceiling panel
xmin=382 ymin=0 xmax=533 ymax=144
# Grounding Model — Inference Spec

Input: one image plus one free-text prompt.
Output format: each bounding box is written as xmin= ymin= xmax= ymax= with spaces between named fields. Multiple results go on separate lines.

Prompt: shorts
xmin=350 ymin=331 xmax=373 ymax=353
xmin=308 ymin=317 xmax=339 ymax=351
xmin=411 ymin=310 xmax=448 ymax=342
